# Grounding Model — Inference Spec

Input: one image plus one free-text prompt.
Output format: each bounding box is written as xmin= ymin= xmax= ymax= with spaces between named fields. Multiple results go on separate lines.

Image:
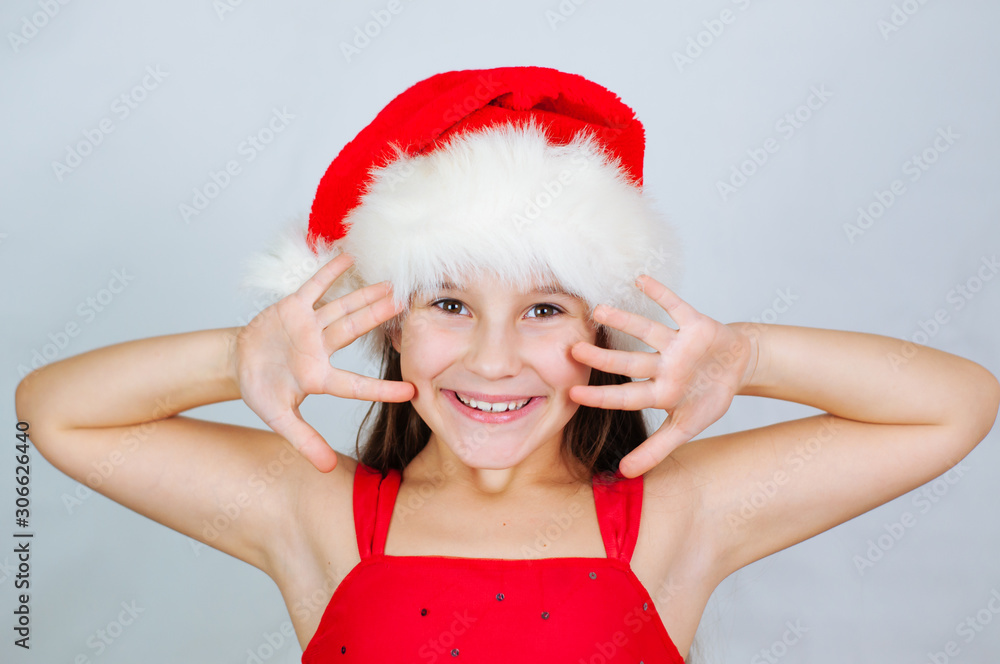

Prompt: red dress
xmin=302 ymin=463 xmax=685 ymax=663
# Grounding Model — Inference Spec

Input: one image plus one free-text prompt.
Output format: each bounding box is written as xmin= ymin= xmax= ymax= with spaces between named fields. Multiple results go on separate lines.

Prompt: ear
xmin=387 ymin=304 xmax=414 ymax=355
xmin=389 ymin=324 xmax=401 ymax=354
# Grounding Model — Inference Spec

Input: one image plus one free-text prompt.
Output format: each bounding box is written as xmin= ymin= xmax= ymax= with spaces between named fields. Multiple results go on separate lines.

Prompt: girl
xmin=15 ymin=67 xmax=1000 ymax=662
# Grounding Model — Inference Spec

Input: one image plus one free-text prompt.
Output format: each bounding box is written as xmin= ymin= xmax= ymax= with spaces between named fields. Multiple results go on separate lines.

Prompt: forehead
xmin=433 ymin=278 xmax=577 ymax=297
xmin=435 ymin=279 xmax=571 ymax=296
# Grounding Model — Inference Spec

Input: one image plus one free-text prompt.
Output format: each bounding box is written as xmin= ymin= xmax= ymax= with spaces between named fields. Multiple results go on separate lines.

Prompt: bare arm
xmin=17 ymin=327 xmax=241 ymax=429
xmin=737 ymin=322 xmax=998 ymax=440
xmin=13 ymin=327 xmax=325 ymax=572
xmin=14 ymin=253 xmax=414 ymax=573
xmin=673 ymin=323 xmax=1000 ymax=578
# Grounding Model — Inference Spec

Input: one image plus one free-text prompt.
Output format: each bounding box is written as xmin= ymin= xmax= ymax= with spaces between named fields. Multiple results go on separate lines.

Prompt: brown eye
xmin=528 ymin=304 xmax=562 ymax=319
xmin=432 ymin=299 xmax=468 ymax=315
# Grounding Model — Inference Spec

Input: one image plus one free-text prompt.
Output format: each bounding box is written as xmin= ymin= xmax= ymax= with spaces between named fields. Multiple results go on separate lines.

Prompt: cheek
xmin=398 ymin=315 xmax=454 ymax=382
xmin=530 ymin=328 xmax=596 ymax=389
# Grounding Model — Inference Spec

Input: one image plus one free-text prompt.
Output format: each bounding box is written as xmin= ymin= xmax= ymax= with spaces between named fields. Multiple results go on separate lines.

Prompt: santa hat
xmin=240 ymin=66 xmax=684 ymax=362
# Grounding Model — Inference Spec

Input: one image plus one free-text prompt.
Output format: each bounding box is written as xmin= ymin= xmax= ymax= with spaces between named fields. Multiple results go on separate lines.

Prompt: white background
xmin=2 ymin=1 xmax=999 ymax=663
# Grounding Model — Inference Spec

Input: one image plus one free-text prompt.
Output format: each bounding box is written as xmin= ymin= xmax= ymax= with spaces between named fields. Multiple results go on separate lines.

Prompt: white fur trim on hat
xmin=240 ymin=119 xmax=684 ymax=362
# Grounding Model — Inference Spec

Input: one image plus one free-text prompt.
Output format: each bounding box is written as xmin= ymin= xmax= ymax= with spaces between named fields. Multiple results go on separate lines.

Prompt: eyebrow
xmin=436 ymin=281 xmax=572 ymax=296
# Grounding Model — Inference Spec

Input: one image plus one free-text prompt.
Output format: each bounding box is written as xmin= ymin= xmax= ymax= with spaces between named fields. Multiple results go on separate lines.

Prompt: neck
xmin=405 ymin=433 xmax=589 ymax=499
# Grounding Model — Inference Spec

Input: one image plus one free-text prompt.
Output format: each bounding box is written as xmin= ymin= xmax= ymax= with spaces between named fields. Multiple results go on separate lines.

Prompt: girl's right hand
xmin=233 ymin=252 xmax=415 ymax=472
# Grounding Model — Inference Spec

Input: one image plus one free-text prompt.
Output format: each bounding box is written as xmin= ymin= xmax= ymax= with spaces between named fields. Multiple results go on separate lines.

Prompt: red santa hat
xmin=240 ymin=66 xmax=684 ymax=362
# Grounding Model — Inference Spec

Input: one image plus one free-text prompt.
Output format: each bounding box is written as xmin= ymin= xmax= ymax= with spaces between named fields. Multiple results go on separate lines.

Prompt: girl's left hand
xmin=569 ymin=275 xmax=759 ymax=478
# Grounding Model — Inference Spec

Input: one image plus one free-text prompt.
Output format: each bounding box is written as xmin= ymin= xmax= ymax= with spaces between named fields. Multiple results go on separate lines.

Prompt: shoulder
xmin=270 ymin=451 xmax=362 ymax=581
xmin=639 ymin=428 xmax=767 ymax=565
xmin=642 ymin=447 xmax=705 ymax=515
xmin=634 ymin=443 xmax=719 ymax=579
xmin=274 ymin=451 xmax=361 ymax=558
xmin=295 ymin=451 xmax=361 ymax=521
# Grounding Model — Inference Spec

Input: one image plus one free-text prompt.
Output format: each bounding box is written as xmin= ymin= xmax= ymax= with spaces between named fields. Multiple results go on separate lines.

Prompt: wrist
xmin=727 ymin=322 xmax=768 ymax=394
xmin=220 ymin=327 xmax=244 ymax=397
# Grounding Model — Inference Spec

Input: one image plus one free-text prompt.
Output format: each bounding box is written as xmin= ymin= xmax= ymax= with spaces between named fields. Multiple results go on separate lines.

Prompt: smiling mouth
xmin=454 ymin=392 xmax=535 ymax=413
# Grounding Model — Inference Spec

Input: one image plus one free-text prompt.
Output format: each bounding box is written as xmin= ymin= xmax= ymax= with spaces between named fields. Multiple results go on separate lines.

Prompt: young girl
xmin=15 ymin=66 xmax=1000 ymax=662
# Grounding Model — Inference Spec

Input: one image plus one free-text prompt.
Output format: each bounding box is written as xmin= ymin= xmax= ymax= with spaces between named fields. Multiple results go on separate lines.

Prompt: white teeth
xmin=456 ymin=393 xmax=531 ymax=413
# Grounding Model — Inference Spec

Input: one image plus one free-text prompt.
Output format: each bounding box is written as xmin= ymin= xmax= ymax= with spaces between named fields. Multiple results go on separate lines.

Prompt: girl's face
xmin=392 ymin=273 xmax=598 ymax=473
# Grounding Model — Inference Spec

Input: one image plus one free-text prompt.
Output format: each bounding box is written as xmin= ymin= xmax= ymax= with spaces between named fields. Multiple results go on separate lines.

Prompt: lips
xmin=455 ymin=392 xmax=531 ymax=412
xmin=444 ymin=389 xmax=544 ymax=423
xmin=453 ymin=390 xmax=537 ymax=402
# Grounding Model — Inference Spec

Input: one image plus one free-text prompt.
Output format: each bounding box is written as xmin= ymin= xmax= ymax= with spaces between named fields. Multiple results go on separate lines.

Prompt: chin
xmin=448 ymin=433 xmax=534 ymax=469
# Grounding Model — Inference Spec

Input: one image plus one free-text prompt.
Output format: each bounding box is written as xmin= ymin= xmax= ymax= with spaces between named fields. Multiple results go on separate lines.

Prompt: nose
xmin=463 ymin=318 xmax=523 ymax=380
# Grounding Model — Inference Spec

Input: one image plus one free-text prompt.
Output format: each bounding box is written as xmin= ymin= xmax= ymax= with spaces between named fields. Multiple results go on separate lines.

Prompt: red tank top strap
xmin=592 ymin=470 xmax=644 ymax=564
xmin=353 ymin=463 xmax=402 ymax=559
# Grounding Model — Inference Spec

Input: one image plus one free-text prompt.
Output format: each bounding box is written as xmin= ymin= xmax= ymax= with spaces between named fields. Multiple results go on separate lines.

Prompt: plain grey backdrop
xmin=3 ymin=0 xmax=999 ymax=662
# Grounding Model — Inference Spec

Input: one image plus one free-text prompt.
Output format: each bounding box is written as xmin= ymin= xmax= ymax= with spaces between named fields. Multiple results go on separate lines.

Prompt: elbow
xmin=14 ymin=369 xmax=56 ymax=454
xmin=14 ymin=370 xmax=41 ymax=426
xmin=977 ymin=368 xmax=1000 ymax=436
xmin=953 ymin=365 xmax=1000 ymax=458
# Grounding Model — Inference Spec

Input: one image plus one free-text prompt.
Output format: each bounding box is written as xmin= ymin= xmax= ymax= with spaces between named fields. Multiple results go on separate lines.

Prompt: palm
xmin=235 ymin=253 xmax=415 ymax=472
xmin=238 ymin=302 xmax=333 ymax=423
xmin=569 ymin=275 xmax=756 ymax=477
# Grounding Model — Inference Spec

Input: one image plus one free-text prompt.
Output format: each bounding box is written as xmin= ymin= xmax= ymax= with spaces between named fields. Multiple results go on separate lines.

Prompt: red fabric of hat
xmin=306 ymin=66 xmax=646 ymax=253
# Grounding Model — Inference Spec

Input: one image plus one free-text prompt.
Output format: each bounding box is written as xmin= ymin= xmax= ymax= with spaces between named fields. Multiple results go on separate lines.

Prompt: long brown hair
xmin=354 ymin=324 xmax=648 ymax=485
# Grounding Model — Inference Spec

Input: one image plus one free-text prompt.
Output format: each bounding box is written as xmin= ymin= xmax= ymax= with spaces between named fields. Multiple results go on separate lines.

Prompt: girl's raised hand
xmin=569 ymin=275 xmax=759 ymax=478
xmin=234 ymin=252 xmax=415 ymax=472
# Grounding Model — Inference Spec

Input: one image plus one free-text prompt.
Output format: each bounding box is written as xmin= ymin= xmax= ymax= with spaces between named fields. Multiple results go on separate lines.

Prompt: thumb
xmin=618 ymin=415 xmax=686 ymax=478
xmin=619 ymin=443 xmax=662 ymax=479
xmin=267 ymin=409 xmax=339 ymax=473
